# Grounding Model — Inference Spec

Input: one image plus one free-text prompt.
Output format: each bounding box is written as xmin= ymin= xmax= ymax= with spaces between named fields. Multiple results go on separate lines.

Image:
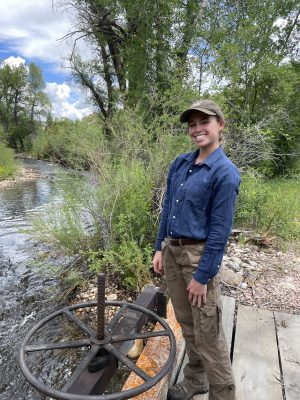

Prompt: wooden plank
xmin=233 ymin=305 xmax=283 ymax=400
xmin=275 ymin=312 xmax=300 ymax=400
xmin=222 ymin=295 xmax=235 ymax=348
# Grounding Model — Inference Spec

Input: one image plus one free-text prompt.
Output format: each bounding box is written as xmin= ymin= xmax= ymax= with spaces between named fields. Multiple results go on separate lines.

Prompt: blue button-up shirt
xmin=155 ymin=147 xmax=240 ymax=284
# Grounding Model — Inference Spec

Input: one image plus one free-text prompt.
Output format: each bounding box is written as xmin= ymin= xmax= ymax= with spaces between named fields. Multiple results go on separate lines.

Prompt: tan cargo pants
xmin=162 ymin=238 xmax=236 ymax=400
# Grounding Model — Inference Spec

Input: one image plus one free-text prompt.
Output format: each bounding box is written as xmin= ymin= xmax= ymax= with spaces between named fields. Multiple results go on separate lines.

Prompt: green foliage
xmin=58 ymin=0 xmax=205 ymax=119
xmin=235 ymin=172 xmax=300 ymax=240
xmin=235 ymin=172 xmax=269 ymax=230
xmin=261 ymin=179 xmax=300 ymax=241
xmin=31 ymin=116 xmax=106 ymax=169
xmin=87 ymin=240 xmax=153 ymax=291
xmin=30 ymin=95 xmax=193 ymax=290
xmin=0 ymin=61 xmax=50 ymax=151
xmin=0 ymin=142 xmax=17 ymax=179
xmin=30 ymin=175 xmax=100 ymax=254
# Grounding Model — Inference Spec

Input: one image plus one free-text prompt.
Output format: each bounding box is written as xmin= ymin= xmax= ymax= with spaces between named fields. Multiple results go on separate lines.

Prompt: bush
xmin=235 ymin=172 xmax=300 ymax=241
xmin=0 ymin=142 xmax=17 ymax=180
xmin=31 ymin=116 xmax=106 ymax=170
xmin=87 ymin=240 xmax=153 ymax=291
xmin=235 ymin=172 xmax=269 ymax=230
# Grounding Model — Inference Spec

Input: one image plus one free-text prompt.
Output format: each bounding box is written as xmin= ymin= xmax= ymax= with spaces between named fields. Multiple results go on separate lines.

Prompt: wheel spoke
xmin=63 ymin=308 xmax=94 ymax=337
xmin=104 ymin=343 xmax=150 ymax=382
xmin=24 ymin=339 xmax=91 ymax=352
xmin=107 ymin=304 xmax=128 ymax=331
xmin=111 ymin=330 xmax=168 ymax=343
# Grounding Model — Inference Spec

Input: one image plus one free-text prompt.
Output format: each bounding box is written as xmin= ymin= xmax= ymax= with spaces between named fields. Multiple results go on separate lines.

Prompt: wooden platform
xmin=174 ymin=296 xmax=300 ymax=400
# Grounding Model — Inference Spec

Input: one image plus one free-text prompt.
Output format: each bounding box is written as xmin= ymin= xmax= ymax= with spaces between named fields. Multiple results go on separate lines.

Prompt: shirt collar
xmin=183 ymin=147 xmax=224 ymax=169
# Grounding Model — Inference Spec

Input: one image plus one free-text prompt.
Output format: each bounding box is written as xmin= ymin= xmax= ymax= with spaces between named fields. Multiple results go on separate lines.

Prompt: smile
xmin=195 ymin=134 xmax=207 ymax=139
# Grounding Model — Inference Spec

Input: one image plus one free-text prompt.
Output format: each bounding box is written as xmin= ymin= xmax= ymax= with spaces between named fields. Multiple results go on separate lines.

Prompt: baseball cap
xmin=180 ymin=99 xmax=224 ymax=123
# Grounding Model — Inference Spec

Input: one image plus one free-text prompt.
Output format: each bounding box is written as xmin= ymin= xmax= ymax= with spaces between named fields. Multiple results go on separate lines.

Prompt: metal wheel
xmin=19 ymin=300 xmax=176 ymax=400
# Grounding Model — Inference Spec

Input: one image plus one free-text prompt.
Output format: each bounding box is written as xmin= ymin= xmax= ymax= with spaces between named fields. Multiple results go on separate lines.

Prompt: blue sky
xmin=0 ymin=0 xmax=93 ymax=119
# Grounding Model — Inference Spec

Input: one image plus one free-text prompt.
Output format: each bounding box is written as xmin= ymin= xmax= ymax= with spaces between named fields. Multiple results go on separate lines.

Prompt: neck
xmin=197 ymin=144 xmax=219 ymax=163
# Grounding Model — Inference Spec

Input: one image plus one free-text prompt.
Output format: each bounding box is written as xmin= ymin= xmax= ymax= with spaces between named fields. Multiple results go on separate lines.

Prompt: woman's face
xmin=188 ymin=111 xmax=224 ymax=153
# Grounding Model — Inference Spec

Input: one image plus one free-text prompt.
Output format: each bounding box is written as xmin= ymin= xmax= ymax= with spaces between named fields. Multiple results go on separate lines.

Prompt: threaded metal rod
xmin=97 ymin=273 xmax=105 ymax=340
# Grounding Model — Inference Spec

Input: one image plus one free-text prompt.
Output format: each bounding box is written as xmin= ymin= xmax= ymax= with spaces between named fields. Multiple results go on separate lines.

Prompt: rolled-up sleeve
xmin=194 ymin=166 xmax=240 ymax=284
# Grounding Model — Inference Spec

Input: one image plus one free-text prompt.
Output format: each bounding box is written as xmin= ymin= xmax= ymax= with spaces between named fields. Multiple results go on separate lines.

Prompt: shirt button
xmin=170 ymin=231 xmax=173 ymax=234
xmin=180 ymin=183 xmax=184 ymax=186
xmin=189 ymin=169 xmax=192 ymax=173
xmin=176 ymin=199 xmax=179 ymax=203
xmin=173 ymin=216 xmax=176 ymax=219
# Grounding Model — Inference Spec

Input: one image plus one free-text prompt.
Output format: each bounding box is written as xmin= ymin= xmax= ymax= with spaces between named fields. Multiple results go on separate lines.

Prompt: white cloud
xmin=2 ymin=56 xmax=25 ymax=68
xmin=0 ymin=0 xmax=70 ymax=63
xmin=0 ymin=1 xmax=96 ymax=119
xmin=45 ymin=82 xmax=93 ymax=120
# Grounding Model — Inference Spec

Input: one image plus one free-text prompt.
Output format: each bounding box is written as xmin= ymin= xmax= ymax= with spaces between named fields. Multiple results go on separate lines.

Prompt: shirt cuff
xmin=193 ymin=251 xmax=223 ymax=284
xmin=154 ymin=239 xmax=163 ymax=251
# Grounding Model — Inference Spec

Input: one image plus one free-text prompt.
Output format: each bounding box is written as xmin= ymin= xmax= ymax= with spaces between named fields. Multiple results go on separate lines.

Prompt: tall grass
xmin=235 ymin=172 xmax=300 ymax=241
xmin=0 ymin=142 xmax=17 ymax=180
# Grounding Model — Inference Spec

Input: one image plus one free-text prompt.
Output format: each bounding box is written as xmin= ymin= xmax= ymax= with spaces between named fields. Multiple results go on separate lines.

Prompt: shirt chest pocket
xmin=186 ymin=180 xmax=212 ymax=211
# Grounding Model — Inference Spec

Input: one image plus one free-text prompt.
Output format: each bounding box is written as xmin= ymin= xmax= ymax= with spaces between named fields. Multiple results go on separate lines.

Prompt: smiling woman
xmin=153 ymin=99 xmax=240 ymax=400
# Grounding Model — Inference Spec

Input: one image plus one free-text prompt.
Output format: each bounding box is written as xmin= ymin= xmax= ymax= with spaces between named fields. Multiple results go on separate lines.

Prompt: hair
xmin=215 ymin=115 xmax=225 ymax=143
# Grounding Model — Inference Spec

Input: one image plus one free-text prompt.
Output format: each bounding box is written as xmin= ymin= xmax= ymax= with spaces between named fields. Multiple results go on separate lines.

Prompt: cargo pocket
xmin=198 ymin=304 xmax=218 ymax=342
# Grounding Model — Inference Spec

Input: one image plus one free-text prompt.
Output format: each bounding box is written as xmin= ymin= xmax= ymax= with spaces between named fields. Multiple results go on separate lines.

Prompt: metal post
xmin=97 ymin=273 xmax=105 ymax=340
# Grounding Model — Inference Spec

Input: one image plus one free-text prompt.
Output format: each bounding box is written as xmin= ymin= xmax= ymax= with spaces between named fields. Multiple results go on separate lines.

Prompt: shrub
xmin=0 ymin=142 xmax=17 ymax=180
xmin=235 ymin=172 xmax=268 ymax=230
xmin=235 ymin=172 xmax=300 ymax=241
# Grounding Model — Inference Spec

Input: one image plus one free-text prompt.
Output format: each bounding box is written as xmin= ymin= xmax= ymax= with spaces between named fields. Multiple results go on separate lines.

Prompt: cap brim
xmin=180 ymin=107 xmax=217 ymax=123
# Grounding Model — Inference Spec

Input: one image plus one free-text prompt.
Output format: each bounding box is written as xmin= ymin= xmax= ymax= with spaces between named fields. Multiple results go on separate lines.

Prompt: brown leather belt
xmin=168 ymin=238 xmax=205 ymax=246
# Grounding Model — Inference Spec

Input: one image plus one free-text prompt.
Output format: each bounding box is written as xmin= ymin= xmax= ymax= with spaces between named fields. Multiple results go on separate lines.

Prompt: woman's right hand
xmin=152 ymin=251 xmax=164 ymax=275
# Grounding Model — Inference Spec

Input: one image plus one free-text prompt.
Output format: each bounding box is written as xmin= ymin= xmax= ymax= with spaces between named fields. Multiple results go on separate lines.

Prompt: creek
xmin=0 ymin=159 xmax=78 ymax=400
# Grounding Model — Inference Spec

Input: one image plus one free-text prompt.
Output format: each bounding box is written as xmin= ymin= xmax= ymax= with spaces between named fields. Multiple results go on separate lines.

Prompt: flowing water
xmin=0 ymin=159 xmax=78 ymax=400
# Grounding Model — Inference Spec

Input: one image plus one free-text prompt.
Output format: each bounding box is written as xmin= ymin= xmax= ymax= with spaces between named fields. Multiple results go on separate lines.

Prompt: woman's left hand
xmin=187 ymin=278 xmax=207 ymax=308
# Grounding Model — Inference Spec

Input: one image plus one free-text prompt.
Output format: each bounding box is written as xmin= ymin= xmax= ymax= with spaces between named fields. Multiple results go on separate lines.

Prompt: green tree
xmin=27 ymin=63 xmax=51 ymax=134
xmin=57 ymin=0 xmax=206 ymax=120
xmin=0 ymin=61 xmax=50 ymax=150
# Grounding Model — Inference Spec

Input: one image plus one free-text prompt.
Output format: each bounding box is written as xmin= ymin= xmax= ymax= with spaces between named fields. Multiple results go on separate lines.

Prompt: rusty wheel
xmin=19 ymin=299 xmax=176 ymax=400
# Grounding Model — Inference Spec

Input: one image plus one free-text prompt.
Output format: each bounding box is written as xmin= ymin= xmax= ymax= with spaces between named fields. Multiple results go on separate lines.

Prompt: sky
xmin=0 ymin=0 xmax=93 ymax=120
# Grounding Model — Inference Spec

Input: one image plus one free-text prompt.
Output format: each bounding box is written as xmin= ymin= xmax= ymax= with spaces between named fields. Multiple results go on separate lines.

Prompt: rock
xmin=228 ymin=262 xmax=241 ymax=272
xmin=233 ymin=248 xmax=242 ymax=253
xmin=241 ymin=262 xmax=250 ymax=269
xmin=127 ymin=339 xmax=144 ymax=358
xmin=247 ymin=260 xmax=258 ymax=267
xmin=107 ymin=293 xmax=118 ymax=301
xmin=221 ymin=267 xmax=244 ymax=287
xmin=240 ymin=282 xmax=248 ymax=290
xmin=278 ymin=281 xmax=297 ymax=291
xmin=231 ymin=257 xmax=242 ymax=264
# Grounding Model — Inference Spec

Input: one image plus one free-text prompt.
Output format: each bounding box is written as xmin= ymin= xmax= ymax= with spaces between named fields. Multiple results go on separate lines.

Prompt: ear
xmin=218 ymin=119 xmax=225 ymax=130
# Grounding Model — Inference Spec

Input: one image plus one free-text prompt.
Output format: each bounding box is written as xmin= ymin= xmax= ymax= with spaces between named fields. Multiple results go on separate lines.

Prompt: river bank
xmin=0 ymin=165 xmax=45 ymax=188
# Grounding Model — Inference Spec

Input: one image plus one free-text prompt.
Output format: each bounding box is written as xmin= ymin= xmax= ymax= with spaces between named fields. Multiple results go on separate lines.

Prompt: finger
xmin=192 ymin=295 xmax=198 ymax=307
xmin=153 ymin=263 xmax=160 ymax=274
xmin=202 ymin=292 xmax=207 ymax=305
xmin=197 ymin=295 xmax=202 ymax=308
